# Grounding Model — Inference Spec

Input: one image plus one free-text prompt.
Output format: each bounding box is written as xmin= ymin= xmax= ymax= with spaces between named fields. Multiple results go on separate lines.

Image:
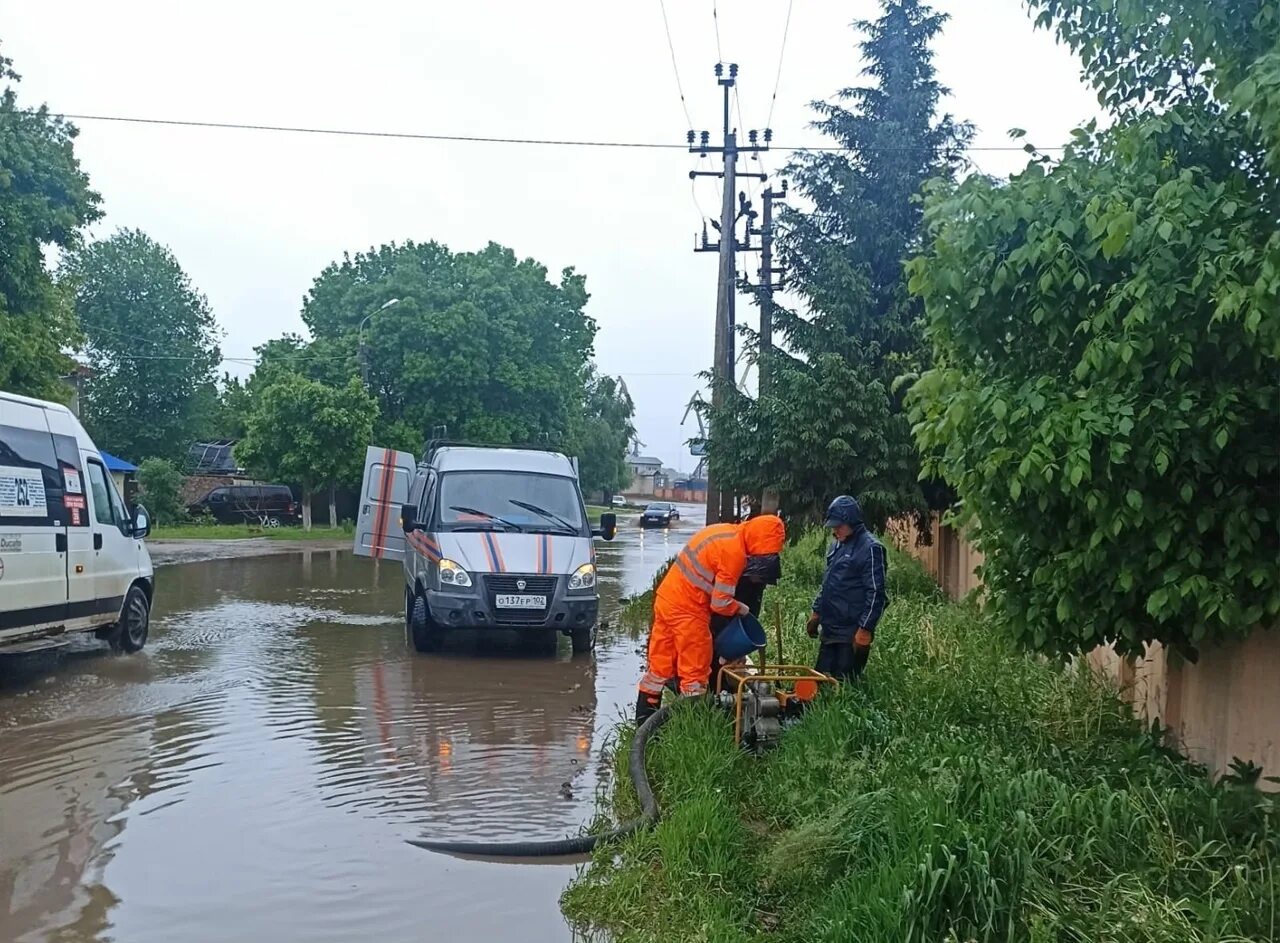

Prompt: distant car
xmin=640 ymin=502 xmax=678 ymax=528
xmin=187 ymin=484 xmax=300 ymax=527
xmin=610 ymin=495 xmax=626 ymax=508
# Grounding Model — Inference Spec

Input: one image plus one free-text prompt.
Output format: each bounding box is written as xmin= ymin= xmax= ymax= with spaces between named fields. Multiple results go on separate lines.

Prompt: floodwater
xmin=0 ymin=505 xmax=702 ymax=943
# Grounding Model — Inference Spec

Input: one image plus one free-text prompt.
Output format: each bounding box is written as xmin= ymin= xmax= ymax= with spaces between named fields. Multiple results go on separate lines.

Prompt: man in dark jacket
xmin=806 ymin=495 xmax=889 ymax=681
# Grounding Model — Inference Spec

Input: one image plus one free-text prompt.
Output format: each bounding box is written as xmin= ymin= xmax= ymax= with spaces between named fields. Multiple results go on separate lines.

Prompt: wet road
xmin=0 ymin=505 xmax=701 ymax=943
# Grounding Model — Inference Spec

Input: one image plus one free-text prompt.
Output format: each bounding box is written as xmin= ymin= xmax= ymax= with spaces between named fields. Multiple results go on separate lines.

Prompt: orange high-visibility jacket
xmin=657 ymin=516 xmax=787 ymax=618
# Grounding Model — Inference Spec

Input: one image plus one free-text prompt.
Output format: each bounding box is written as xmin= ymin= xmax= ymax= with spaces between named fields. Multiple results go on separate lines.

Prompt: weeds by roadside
xmin=563 ymin=534 xmax=1279 ymax=942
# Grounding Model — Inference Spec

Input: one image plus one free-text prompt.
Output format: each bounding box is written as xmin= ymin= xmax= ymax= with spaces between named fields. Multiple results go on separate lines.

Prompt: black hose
xmin=406 ymin=703 xmax=674 ymax=858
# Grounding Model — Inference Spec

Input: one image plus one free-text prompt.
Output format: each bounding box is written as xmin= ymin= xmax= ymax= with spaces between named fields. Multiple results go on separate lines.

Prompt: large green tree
xmin=708 ymin=0 xmax=970 ymax=528
xmin=299 ymin=240 xmax=595 ymax=451
xmin=237 ymin=373 xmax=378 ymax=529
xmin=572 ymin=370 xmax=634 ymax=498
xmin=908 ymin=2 xmax=1278 ymax=658
xmin=0 ymin=47 xmax=100 ymax=399
xmin=61 ymin=229 xmax=222 ymax=462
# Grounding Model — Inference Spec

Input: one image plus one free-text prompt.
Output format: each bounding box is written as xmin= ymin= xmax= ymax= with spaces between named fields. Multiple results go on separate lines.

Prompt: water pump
xmin=714 ymin=664 xmax=835 ymax=751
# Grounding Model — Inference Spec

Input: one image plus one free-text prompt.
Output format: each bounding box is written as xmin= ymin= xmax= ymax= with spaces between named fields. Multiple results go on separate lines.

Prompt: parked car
xmin=1 ymin=389 xmax=154 ymax=655
xmin=640 ymin=502 xmax=679 ymax=528
xmin=353 ymin=442 xmax=618 ymax=656
xmin=610 ymin=495 xmax=626 ymax=508
xmin=187 ymin=484 xmax=300 ymax=527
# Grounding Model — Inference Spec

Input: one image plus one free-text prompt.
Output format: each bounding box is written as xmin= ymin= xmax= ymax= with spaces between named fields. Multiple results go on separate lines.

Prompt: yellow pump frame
xmin=715 ymin=663 xmax=838 ymax=746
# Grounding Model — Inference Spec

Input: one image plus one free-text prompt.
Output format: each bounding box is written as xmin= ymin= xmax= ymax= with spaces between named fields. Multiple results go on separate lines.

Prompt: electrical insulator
xmin=715 ymin=63 xmax=723 ymax=78
xmin=687 ymin=130 xmax=696 ymax=145
xmin=764 ymin=128 xmax=773 ymax=144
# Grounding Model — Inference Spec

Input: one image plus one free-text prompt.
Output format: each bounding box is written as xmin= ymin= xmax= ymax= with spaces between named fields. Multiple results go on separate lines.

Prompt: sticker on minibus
xmin=0 ymin=465 xmax=47 ymax=516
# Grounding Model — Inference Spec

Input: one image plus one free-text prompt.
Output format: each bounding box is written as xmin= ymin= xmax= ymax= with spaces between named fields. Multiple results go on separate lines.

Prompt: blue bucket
xmin=715 ymin=613 xmax=767 ymax=661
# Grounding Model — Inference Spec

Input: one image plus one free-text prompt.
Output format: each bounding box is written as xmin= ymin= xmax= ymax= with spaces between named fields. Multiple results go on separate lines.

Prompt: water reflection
xmin=0 ymin=505 xmax=699 ymax=942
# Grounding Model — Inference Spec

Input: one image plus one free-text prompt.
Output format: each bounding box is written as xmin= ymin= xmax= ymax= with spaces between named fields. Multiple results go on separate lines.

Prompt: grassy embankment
xmin=563 ymin=530 xmax=1278 ymax=942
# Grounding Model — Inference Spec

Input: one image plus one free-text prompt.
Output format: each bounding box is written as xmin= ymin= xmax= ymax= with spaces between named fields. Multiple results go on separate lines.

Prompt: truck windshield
xmin=437 ymin=472 xmax=587 ymax=535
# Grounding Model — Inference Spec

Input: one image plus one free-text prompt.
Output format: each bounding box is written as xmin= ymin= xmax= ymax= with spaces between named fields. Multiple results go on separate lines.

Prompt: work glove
xmin=806 ymin=612 xmax=820 ymax=638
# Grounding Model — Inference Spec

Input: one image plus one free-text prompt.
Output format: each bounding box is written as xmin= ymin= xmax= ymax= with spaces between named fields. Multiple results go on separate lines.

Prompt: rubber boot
xmin=635 ymin=691 xmax=661 ymax=724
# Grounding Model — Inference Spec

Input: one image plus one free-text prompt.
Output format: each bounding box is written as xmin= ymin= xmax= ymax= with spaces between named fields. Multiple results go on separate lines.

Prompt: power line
xmin=766 ymin=0 xmax=796 ymax=132
xmin=657 ymin=0 xmax=694 ymax=130
xmin=51 ymin=112 xmax=1066 ymax=152
xmin=712 ymin=0 xmax=723 ymax=63
xmin=55 ymin=113 xmax=684 ymax=150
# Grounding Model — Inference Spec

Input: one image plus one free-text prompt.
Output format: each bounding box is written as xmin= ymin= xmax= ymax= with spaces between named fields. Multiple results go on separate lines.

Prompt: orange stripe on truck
xmin=370 ymin=448 xmax=394 ymax=559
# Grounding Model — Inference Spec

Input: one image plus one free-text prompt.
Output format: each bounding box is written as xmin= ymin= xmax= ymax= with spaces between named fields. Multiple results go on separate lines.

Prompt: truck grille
xmin=484 ymin=575 xmax=559 ymax=624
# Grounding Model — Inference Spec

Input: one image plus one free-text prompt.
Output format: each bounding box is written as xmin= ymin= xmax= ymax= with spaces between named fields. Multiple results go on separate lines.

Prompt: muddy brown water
xmin=0 ymin=507 xmax=701 ymax=943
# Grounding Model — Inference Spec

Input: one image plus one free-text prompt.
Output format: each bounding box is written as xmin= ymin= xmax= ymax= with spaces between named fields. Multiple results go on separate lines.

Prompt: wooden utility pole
xmin=689 ymin=63 xmax=769 ymax=524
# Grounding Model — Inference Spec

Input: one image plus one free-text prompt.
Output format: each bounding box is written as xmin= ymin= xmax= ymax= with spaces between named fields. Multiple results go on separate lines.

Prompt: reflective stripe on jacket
xmin=662 ymin=523 xmax=745 ymax=617
xmin=657 ymin=516 xmax=787 ymax=619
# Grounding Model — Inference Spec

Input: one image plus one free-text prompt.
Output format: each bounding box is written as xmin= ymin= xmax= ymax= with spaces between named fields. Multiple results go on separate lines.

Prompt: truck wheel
xmin=570 ymin=623 xmax=594 ymax=655
xmin=408 ymin=592 xmax=443 ymax=653
xmin=106 ymin=585 xmax=150 ymax=653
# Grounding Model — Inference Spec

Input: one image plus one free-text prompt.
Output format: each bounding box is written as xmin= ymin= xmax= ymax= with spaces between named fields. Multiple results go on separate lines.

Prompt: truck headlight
xmin=568 ymin=563 xmax=596 ymax=591
xmin=438 ymin=559 xmax=473 ymax=588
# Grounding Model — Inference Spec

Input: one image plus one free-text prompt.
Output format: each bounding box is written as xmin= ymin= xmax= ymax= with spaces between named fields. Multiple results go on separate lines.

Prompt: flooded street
xmin=0 ymin=506 xmax=700 ymax=943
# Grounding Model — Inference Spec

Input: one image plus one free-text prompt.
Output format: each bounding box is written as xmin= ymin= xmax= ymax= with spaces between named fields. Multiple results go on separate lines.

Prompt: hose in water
xmin=407 ymin=703 xmax=673 ymax=858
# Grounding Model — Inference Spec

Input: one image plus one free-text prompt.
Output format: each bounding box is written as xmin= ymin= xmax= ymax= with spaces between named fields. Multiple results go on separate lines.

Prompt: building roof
xmin=628 ymin=455 xmax=664 ymax=468
xmin=185 ymin=440 xmax=239 ymax=475
xmin=99 ymin=451 xmax=137 ymax=474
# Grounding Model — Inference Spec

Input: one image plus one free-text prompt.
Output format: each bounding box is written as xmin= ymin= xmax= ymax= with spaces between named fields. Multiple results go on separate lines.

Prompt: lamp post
xmin=358 ymin=297 xmax=401 ymax=386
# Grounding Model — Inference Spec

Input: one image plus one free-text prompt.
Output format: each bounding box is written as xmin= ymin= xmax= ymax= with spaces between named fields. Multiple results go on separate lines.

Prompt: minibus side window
xmin=0 ymin=424 xmax=62 ymax=526
xmin=85 ymin=461 xmax=116 ymax=527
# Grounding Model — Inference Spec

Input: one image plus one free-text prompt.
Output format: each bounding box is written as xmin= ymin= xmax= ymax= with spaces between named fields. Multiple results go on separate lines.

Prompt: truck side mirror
xmin=595 ymin=512 xmax=617 ymax=541
xmin=131 ymin=504 xmax=151 ymax=539
xmin=401 ymin=503 xmax=418 ymax=533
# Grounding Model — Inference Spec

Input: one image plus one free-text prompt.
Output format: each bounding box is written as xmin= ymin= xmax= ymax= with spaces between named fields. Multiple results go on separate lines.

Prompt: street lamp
xmin=358 ymin=297 xmax=400 ymax=386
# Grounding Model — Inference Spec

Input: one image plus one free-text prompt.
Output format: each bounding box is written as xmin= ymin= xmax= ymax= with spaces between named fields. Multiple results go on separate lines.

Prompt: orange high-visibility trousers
xmin=640 ymin=593 xmax=715 ymax=696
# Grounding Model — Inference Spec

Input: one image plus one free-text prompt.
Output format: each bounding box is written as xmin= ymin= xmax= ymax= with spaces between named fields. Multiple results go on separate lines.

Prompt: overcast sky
xmin=3 ymin=0 xmax=1098 ymax=470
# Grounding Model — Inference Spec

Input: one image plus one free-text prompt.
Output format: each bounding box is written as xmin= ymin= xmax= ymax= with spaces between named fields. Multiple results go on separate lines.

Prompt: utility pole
xmin=756 ymin=180 xmax=787 ymax=394
xmin=689 ymin=63 xmax=769 ymax=524
xmin=750 ymin=181 xmax=787 ymax=516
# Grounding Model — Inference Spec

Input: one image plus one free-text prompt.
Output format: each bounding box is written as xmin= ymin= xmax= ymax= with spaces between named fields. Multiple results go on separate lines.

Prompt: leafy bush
xmin=136 ymin=458 xmax=185 ymax=525
xmin=906 ymin=2 xmax=1279 ymax=661
xmin=563 ymin=531 xmax=1279 ymax=942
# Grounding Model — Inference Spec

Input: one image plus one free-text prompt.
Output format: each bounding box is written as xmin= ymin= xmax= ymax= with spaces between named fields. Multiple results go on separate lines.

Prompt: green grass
xmin=563 ymin=531 xmax=1279 ymax=942
xmin=150 ymin=522 xmax=354 ymax=541
xmin=156 ymin=510 xmax=613 ymax=539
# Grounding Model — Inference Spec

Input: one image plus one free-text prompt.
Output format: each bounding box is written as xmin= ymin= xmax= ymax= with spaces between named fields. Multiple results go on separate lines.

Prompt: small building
xmin=625 ymin=454 xmax=664 ymax=496
xmin=99 ymin=451 xmax=138 ymax=504
xmin=181 ymin=440 xmax=251 ymax=505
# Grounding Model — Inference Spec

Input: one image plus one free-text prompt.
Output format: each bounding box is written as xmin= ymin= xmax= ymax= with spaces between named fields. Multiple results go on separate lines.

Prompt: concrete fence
xmin=891 ymin=514 xmax=1279 ymax=784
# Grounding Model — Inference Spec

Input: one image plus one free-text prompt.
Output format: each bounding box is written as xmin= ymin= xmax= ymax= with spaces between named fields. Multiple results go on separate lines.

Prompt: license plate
xmin=496 ymin=594 xmax=547 ymax=609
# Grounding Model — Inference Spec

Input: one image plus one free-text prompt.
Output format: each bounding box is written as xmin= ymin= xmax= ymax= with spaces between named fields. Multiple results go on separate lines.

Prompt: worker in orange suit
xmin=635 ymin=514 xmax=787 ymax=722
